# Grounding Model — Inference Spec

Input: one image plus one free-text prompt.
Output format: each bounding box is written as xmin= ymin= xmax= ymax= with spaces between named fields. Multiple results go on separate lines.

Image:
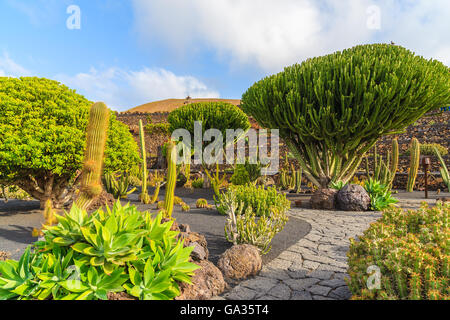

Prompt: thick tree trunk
xmin=12 ymin=172 xmax=80 ymax=209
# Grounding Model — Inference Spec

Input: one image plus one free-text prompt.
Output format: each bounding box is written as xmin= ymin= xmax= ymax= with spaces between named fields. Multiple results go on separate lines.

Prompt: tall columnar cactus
xmin=163 ymin=140 xmax=177 ymax=218
xmin=406 ymin=138 xmax=420 ymax=192
xmin=365 ymin=139 xmax=399 ymax=190
xmin=295 ymin=168 xmax=303 ymax=194
xmin=139 ymin=120 xmax=150 ymax=204
xmin=433 ymin=146 xmax=450 ymax=191
xmin=75 ymin=102 xmax=110 ymax=210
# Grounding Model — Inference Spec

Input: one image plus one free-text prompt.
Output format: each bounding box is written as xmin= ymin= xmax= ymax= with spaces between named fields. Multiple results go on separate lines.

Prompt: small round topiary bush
xmin=347 ymin=201 xmax=449 ymax=300
xmin=0 ymin=77 xmax=140 ymax=208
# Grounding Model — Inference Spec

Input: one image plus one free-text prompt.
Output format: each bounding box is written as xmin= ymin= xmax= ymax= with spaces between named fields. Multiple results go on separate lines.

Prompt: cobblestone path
xmin=218 ymin=209 xmax=382 ymax=300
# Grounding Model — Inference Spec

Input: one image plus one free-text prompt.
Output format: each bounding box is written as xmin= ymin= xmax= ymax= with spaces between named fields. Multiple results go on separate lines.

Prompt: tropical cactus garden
xmin=1 ymin=44 xmax=450 ymax=301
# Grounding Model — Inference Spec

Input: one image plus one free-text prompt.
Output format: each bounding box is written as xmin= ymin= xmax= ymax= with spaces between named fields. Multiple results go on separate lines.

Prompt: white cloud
xmin=0 ymin=52 xmax=32 ymax=77
xmin=132 ymin=0 xmax=450 ymax=71
xmin=55 ymin=67 xmax=220 ymax=111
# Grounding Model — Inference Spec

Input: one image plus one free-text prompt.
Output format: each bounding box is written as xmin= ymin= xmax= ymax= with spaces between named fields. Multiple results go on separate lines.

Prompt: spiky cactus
xmin=433 ymin=146 xmax=450 ymax=191
xmin=138 ymin=120 xmax=150 ymax=204
xmin=347 ymin=202 xmax=449 ymax=300
xmin=75 ymin=102 xmax=110 ymax=210
xmin=295 ymin=168 xmax=303 ymax=193
xmin=406 ymin=138 xmax=420 ymax=192
xmin=365 ymin=139 xmax=399 ymax=190
xmin=163 ymin=140 xmax=177 ymax=218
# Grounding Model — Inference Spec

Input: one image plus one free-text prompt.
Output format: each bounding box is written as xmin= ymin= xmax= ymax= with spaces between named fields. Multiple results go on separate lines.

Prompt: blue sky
xmin=0 ymin=0 xmax=449 ymax=111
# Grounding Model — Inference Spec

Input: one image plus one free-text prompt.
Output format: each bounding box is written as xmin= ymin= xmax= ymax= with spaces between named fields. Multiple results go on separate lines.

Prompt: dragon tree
xmin=241 ymin=44 xmax=450 ymax=188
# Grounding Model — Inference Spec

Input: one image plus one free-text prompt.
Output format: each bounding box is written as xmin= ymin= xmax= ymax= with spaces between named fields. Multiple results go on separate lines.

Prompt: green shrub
xmin=364 ymin=178 xmax=398 ymax=211
xmin=231 ymin=159 xmax=265 ymax=186
xmin=222 ymin=189 xmax=288 ymax=254
xmin=168 ymin=102 xmax=250 ymax=139
xmin=192 ymin=178 xmax=204 ymax=189
xmin=145 ymin=122 xmax=170 ymax=136
xmin=0 ymin=77 xmax=140 ymax=208
xmin=216 ymin=185 xmax=290 ymax=217
xmin=230 ymin=165 xmax=251 ymax=186
xmin=347 ymin=202 xmax=449 ymax=300
xmin=0 ymin=185 xmax=32 ymax=202
xmin=242 ymin=44 xmax=450 ymax=189
xmin=404 ymin=143 xmax=448 ymax=157
xmin=0 ymin=201 xmax=199 ymax=300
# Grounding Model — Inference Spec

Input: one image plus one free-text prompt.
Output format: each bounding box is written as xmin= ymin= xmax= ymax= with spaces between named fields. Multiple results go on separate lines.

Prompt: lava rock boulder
xmin=217 ymin=244 xmax=262 ymax=280
xmin=310 ymin=188 xmax=339 ymax=210
xmin=336 ymin=184 xmax=371 ymax=211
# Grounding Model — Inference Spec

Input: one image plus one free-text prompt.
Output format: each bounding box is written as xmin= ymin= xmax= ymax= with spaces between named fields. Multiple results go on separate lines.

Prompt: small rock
xmin=310 ymin=189 xmax=338 ymax=210
xmin=179 ymin=224 xmax=191 ymax=233
xmin=336 ymin=184 xmax=371 ymax=211
xmin=183 ymin=232 xmax=209 ymax=260
xmin=190 ymin=242 xmax=208 ymax=261
xmin=176 ymin=260 xmax=226 ymax=300
xmin=217 ymin=244 xmax=262 ymax=280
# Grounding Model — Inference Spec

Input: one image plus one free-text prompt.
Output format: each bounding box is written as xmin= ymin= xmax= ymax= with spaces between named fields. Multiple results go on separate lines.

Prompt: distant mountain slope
xmin=127 ymin=98 xmax=241 ymax=113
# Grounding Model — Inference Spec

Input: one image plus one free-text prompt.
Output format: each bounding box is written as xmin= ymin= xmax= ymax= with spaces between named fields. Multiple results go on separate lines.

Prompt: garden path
xmin=216 ymin=209 xmax=382 ymax=300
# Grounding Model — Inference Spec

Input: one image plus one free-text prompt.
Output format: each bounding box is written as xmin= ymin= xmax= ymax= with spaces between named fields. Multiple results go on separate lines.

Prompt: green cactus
xmin=149 ymin=171 xmax=164 ymax=204
xmin=365 ymin=139 xmax=399 ymax=190
xmin=294 ymin=168 xmax=303 ymax=193
xmin=103 ymin=172 xmax=136 ymax=199
xmin=138 ymin=120 xmax=150 ymax=204
xmin=75 ymin=102 xmax=110 ymax=210
xmin=163 ymin=140 xmax=177 ymax=218
xmin=406 ymin=138 xmax=420 ymax=192
xmin=433 ymin=146 xmax=450 ymax=191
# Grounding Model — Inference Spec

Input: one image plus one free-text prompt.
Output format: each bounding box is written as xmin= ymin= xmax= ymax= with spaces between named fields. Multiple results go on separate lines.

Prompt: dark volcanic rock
xmin=336 ymin=184 xmax=371 ymax=211
xmin=310 ymin=188 xmax=338 ymax=210
xmin=175 ymin=260 xmax=226 ymax=300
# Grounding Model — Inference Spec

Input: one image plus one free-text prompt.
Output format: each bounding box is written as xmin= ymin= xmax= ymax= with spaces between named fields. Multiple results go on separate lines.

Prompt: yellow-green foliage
xmin=192 ymin=178 xmax=204 ymax=189
xmin=216 ymin=185 xmax=291 ymax=217
xmin=0 ymin=185 xmax=32 ymax=202
xmin=174 ymin=196 xmax=183 ymax=205
xmin=222 ymin=190 xmax=289 ymax=254
xmin=347 ymin=202 xmax=450 ymax=300
xmin=181 ymin=203 xmax=190 ymax=212
xmin=196 ymin=198 xmax=211 ymax=209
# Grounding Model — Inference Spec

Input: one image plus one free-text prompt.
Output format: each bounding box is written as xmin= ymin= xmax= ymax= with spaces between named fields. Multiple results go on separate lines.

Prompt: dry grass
xmin=127 ymin=98 xmax=241 ymax=113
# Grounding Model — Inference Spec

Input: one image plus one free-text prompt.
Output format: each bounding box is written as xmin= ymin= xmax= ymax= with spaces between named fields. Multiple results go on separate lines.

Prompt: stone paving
xmin=217 ymin=208 xmax=382 ymax=300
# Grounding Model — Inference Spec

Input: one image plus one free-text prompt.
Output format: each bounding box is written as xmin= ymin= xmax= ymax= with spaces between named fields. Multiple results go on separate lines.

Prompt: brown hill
xmin=127 ymin=98 xmax=241 ymax=113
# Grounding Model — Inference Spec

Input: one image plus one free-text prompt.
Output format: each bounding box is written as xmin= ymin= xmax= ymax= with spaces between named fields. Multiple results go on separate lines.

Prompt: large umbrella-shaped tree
xmin=241 ymin=44 xmax=450 ymax=188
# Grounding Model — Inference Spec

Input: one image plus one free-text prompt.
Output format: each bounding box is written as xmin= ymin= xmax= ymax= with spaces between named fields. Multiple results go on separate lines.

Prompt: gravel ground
xmin=0 ymin=187 xmax=311 ymax=263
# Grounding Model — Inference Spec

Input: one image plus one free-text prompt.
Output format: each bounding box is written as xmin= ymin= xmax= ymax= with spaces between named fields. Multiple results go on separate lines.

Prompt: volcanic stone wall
xmin=117 ymin=110 xmax=450 ymax=191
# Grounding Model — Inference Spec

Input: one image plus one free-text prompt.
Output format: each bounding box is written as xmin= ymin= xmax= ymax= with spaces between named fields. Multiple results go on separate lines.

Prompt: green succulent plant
xmin=1 ymin=201 xmax=200 ymax=300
